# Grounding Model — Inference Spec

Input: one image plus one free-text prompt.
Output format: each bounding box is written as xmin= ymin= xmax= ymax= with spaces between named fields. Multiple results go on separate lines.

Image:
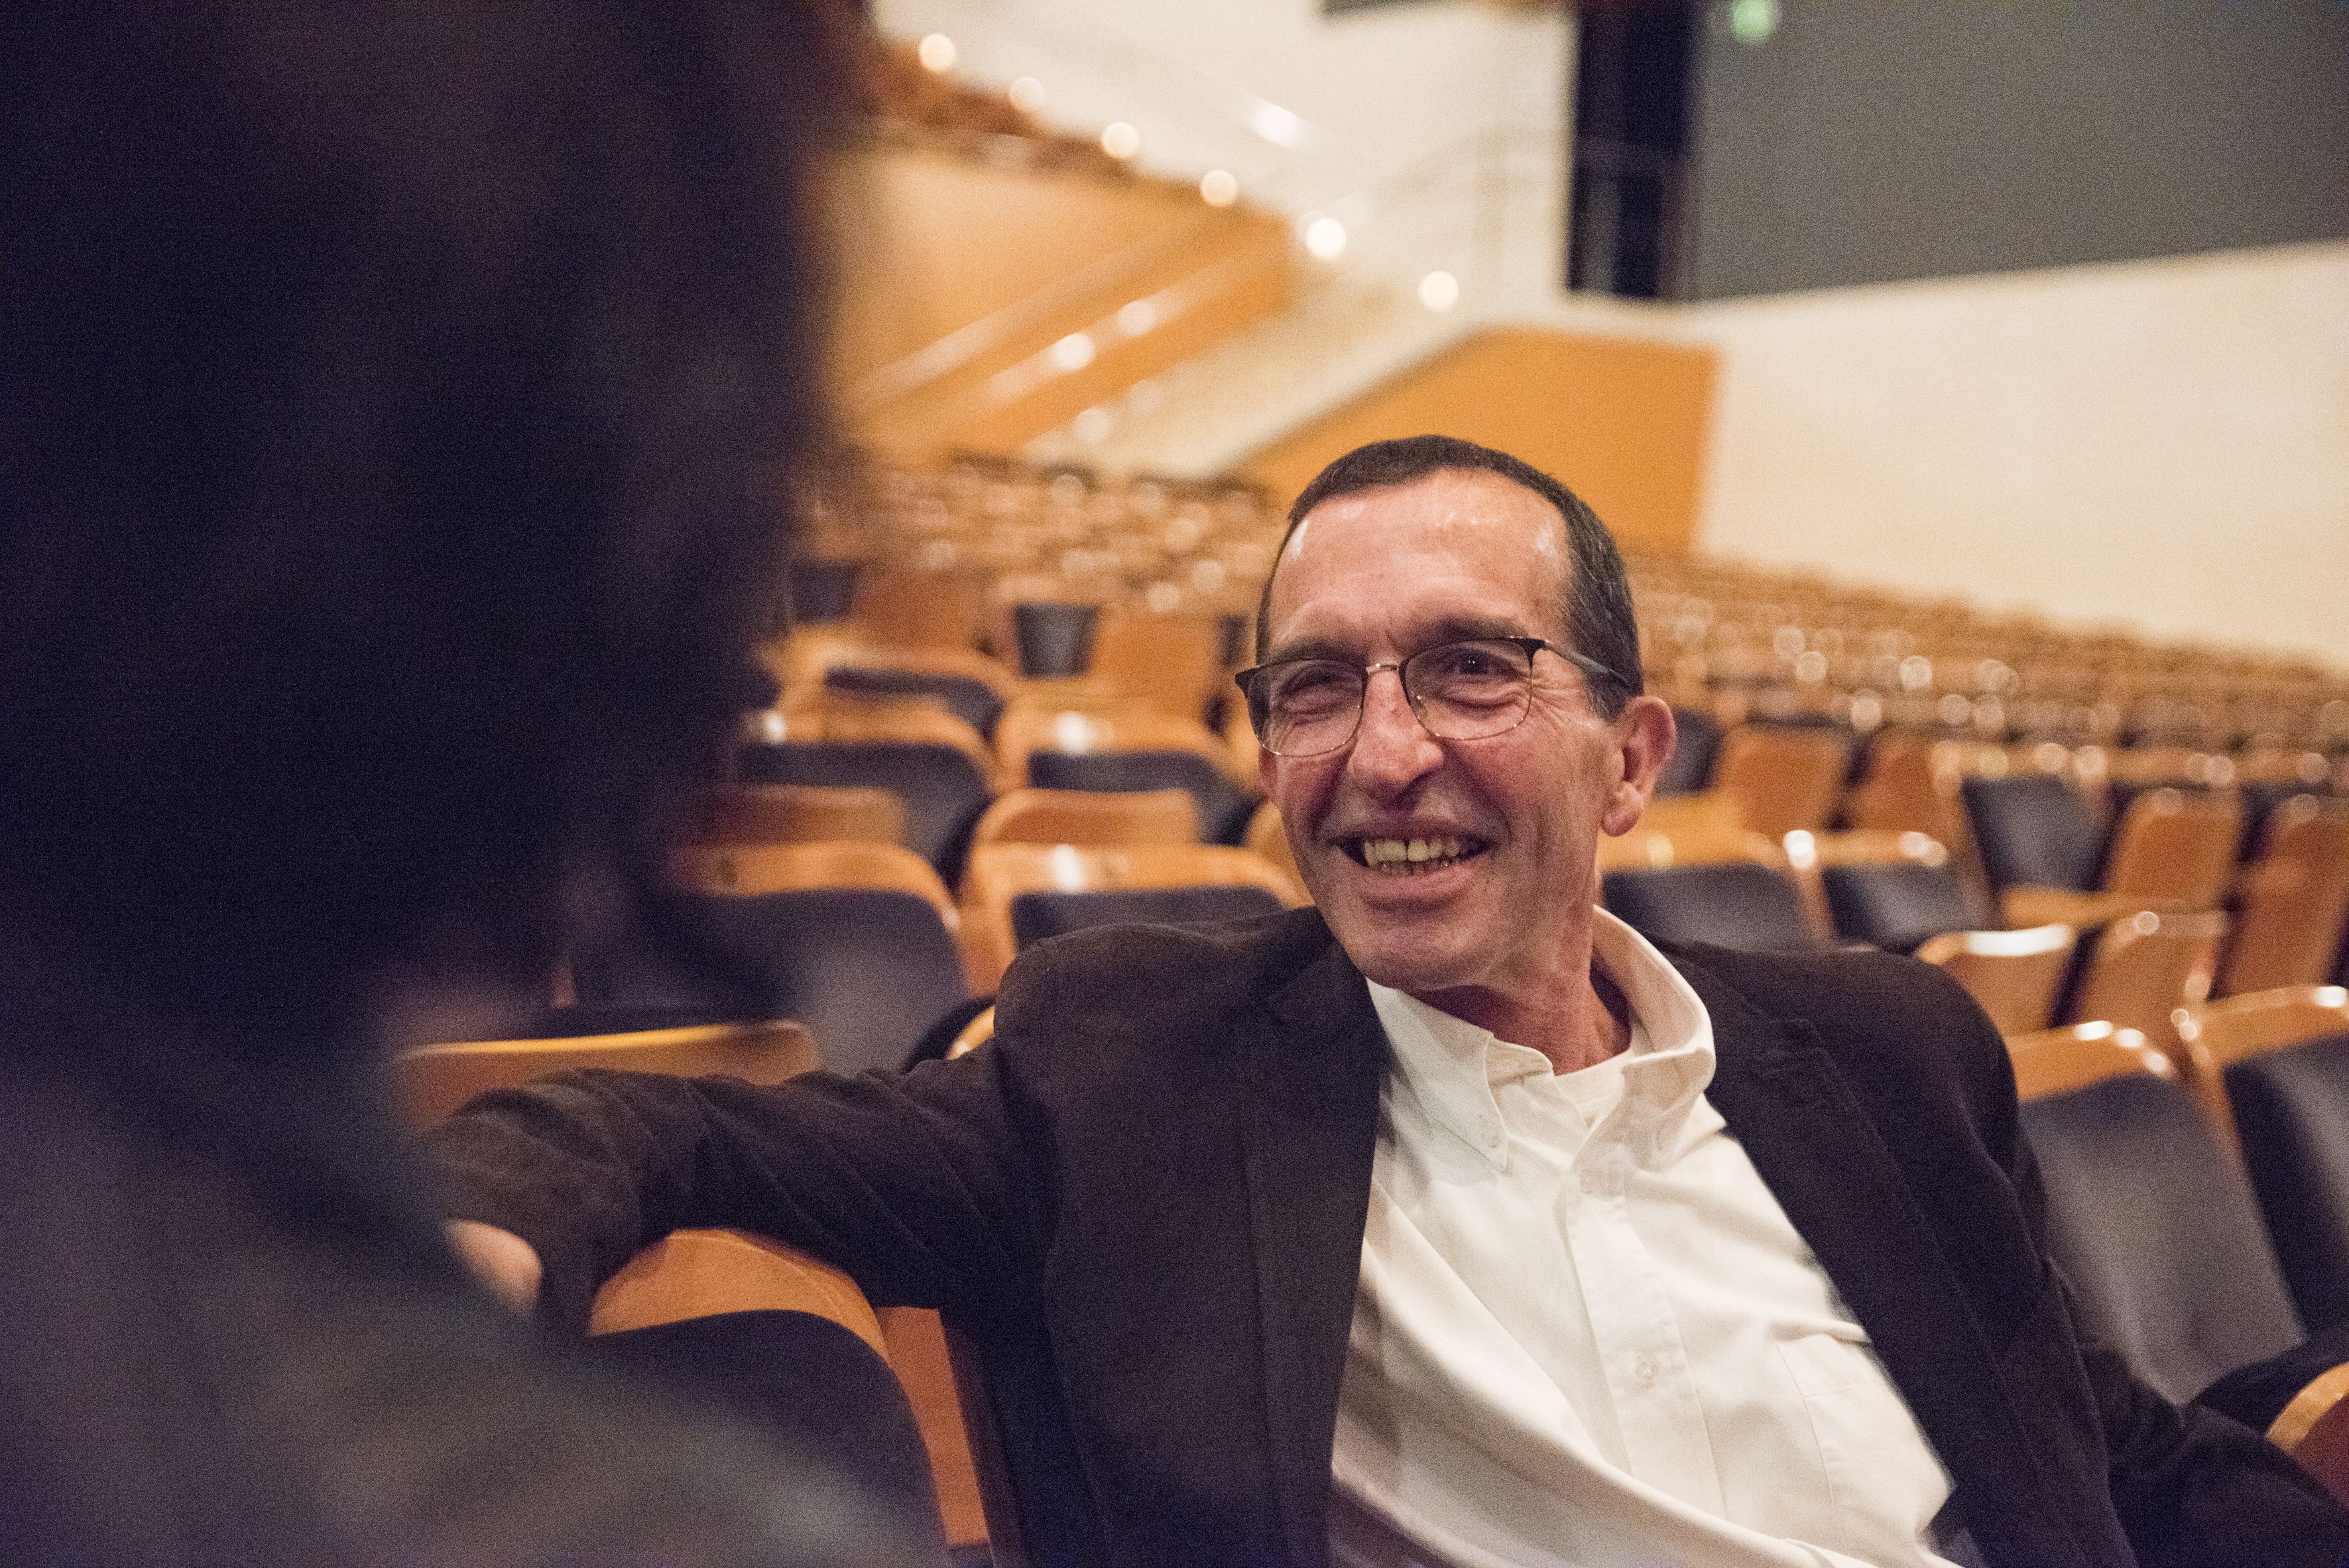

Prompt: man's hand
xmin=446 ymin=1219 xmax=544 ymax=1314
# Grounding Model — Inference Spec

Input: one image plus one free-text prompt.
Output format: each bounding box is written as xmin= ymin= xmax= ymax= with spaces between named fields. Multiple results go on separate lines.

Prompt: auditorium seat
xmin=1243 ymin=801 xmax=1302 ymax=885
xmin=396 ymin=1018 xmax=821 ymax=1129
xmin=785 ymin=556 xmax=861 ymax=625
xmin=1597 ymin=790 xmax=1770 ymax=874
xmin=1651 ymin=705 xmax=1722 ymax=796
xmin=1793 ymin=829 xmax=1986 ymax=953
xmin=2096 ymin=786 xmax=2244 ymax=911
xmin=587 ymin=843 xmax=977 ymax=1073
xmin=1707 ymin=721 xmax=1854 ymax=838
xmin=849 ymin=562 xmax=993 ymax=652
xmin=1914 ymin=924 xmax=2079 ymax=1037
xmin=2064 ymin=907 xmax=2228 ymax=1043
xmin=2175 ymin=987 xmax=2349 ymax=1329
xmin=821 ymin=664 xmax=1008 ymax=739
xmin=738 ymin=735 xmax=994 ymax=882
xmin=1600 ymin=861 xmax=1821 ymax=954
xmin=1085 ymin=604 xmax=1229 ymax=725
xmin=1960 ymin=770 xmax=2108 ymax=916
xmin=774 ymin=632 xmax=1019 ymax=740
xmin=1026 ymin=749 xmax=1258 ymax=845
xmin=1007 ymin=599 xmax=1099 ymax=677
xmin=959 ymin=842 xmax=1304 ymax=987
xmin=686 ymin=783 xmax=906 ymax=849
xmin=2219 ymin=796 xmax=2349 ymax=996
xmin=999 ymin=700 xmax=1258 ymax=843
xmin=969 ymin=786 xmax=1199 ymax=853
xmin=2008 ymin=1022 xmax=2304 ymax=1406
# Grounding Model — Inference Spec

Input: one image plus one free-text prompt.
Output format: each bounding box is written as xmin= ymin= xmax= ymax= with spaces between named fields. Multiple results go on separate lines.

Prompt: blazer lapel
xmin=1680 ymin=957 xmax=2106 ymax=1568
xmin=1240 ymin=934 xmax=1386 ymax=1567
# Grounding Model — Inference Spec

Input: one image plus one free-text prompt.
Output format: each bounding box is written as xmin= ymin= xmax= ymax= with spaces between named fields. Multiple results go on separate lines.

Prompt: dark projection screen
xmin=1682 ymin=0 xmax=2349 ymax=300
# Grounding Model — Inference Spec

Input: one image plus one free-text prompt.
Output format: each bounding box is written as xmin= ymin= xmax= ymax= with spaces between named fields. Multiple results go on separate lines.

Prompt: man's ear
xmin=1600 ymin=695 xmax=1676 ymax=838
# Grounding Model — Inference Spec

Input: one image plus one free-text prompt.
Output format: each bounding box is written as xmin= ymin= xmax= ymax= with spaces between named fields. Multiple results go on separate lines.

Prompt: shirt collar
xmin=1366 ymin=908 xmax=1717 ymax=1171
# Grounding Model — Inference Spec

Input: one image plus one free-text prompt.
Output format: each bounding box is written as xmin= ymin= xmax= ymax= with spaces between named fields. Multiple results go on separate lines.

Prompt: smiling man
xmin=432 ymin=436 xmax=2345 ymax=1567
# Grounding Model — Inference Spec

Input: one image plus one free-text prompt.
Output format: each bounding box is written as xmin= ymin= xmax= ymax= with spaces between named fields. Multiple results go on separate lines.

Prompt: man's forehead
xmin=1284 ymin=467 xmax=1567 ymax=566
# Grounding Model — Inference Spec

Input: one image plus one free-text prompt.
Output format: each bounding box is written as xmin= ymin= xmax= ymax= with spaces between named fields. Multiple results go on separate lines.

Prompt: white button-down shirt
xmin=1328 ymin=909 xmax=1958 ymax=1568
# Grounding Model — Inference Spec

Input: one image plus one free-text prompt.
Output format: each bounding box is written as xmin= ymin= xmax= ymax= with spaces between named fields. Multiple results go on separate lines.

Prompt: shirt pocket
xmin=1777 ymin=1329 xmax=1953 ymax=1543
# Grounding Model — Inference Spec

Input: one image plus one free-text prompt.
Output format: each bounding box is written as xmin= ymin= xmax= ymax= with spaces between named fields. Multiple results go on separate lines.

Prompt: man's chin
xmin=1331 ymin=928 xmax=1486 ymax=999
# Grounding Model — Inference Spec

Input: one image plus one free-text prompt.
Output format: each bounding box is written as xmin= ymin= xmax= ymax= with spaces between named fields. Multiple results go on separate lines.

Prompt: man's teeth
xmin=1360 ymin=835 xmax=1467 ymax=870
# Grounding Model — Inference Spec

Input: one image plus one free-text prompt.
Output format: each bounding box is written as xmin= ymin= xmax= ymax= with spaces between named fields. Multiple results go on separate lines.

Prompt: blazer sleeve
xmin=420 ymin=1040 xmax=1054 ymax=1335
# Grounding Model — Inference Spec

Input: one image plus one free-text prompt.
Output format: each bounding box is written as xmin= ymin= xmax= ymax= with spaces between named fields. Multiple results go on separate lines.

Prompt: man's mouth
xmin=1343 ymin=835 xmax=1487 ymax=874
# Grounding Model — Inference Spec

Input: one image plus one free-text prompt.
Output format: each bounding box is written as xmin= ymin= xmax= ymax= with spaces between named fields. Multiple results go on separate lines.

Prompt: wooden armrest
xmin=1999 ymin=886 xmax=2185 ymax=931
xmin=587 ymin=1227 xmax=884 ymax=1358
xmin=2270 ymin=1360 xmax=2349 ymax=1506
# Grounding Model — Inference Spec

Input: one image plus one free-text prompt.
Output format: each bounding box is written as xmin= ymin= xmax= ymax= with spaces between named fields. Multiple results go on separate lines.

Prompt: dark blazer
xmin=430 ymin=907 xmax=2348 ymax=1568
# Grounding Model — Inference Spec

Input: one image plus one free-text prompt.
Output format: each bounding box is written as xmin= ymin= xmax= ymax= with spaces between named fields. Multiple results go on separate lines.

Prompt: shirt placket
xmin=1562 ymin=1109 xmax=1724 ymax=1514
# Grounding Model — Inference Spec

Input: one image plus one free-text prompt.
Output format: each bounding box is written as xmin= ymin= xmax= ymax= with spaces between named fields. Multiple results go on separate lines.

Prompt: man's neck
xmin=1408 ymin=937 xmax=1633 ymax=1077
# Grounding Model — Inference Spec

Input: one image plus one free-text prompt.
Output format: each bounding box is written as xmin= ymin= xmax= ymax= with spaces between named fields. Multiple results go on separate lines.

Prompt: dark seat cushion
xmin=1819 ymin=861 xmax=1990 ymax=954
xmin=2228 ymin=1031 xmax=2349 ymax=1330
xmin=576 ymin=889 xmax=973 ymax=1074
xmin=2197 ymin=1317 xmax=2349 ymax=1435
xmin=822 ymin=666 xmax=1004 ymax=739
xmin=1600 ymin=863 xmax=1817 ymax=953
xmin=1009 ymin=886 xmax=1285 ymax=952
xmin=2020 ymin=1072 xmax=2303 ymax=1403
xmin=738 ymin=739 xmax=991 ymax=880
xmin=1960 ymin=772 xmax=2104 ymax=892
xmin=1026 ymin=749 xmax=1258 ymax=845
xmin=595 ymin=1311 xmax=943 ymax=1559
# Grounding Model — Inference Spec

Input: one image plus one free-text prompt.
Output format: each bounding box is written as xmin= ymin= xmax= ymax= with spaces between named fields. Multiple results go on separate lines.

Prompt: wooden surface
xmin=1240 ymin=326 xmax=1718 ymax=550
xmin=397 ymin=1020 xmax=820 ymax=1131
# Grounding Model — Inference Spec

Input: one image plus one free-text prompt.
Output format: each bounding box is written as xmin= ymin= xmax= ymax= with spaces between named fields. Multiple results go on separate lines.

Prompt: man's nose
xmin=1345 ymin=667 xmax=1441 ymax=791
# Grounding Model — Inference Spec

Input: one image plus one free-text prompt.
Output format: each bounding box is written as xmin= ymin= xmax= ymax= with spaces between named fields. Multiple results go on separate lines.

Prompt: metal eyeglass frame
xmin=1233 ymin=636 xmax=1622 ymax=757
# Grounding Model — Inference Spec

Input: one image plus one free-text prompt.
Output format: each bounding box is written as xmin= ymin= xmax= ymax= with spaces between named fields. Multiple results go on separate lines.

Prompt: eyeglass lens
xmin=1250 ymin=639 xmax=1539 ymax=756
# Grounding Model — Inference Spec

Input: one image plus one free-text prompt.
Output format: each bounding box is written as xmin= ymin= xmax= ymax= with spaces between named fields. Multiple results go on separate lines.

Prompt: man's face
xmin=1258 ymin=468 xmax=1665 ymax=1023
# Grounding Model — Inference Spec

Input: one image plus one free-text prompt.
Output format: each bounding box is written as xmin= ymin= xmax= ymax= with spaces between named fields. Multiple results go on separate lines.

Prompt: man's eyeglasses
xmin=1234 ymin=636 xmax=1620 ymax=758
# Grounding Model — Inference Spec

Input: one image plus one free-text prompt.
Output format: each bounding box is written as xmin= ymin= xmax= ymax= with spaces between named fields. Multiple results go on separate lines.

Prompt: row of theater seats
xmin=797 ymin=452 xmax=2349 ymax=760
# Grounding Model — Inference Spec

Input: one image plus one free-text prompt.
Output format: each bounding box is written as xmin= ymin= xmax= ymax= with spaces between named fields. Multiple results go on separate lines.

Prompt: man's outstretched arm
xmin=420 ymin=1046 xmax=1052 ymax=1333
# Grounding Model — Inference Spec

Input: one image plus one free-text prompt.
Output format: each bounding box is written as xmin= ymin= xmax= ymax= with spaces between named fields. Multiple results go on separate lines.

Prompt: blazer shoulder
xmin=993 ymin=904 xmax=1338 ymax=1044
xmin=1667 ymin=939 xmax=2016 ymax=1114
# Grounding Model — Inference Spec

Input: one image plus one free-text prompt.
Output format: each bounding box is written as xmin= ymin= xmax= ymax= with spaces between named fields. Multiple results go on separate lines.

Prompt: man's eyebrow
xmin=1258 ymin=617 xmax=1537 ymax=666
xmin=1256 ymin=634 xmax=1356 ymax=665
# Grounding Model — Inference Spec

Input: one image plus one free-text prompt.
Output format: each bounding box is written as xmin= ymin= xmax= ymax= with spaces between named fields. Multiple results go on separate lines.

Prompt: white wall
xmin=871 ymin=0 xmax=1565 ymax=217
xmin=867 ymin=3 xmax=2349 ymax=672
xmin=1679 ymin=242 xmax=2349 ymax=667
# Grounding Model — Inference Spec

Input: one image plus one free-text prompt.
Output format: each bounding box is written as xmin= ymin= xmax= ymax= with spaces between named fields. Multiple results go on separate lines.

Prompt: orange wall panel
xmin=1238 ymin=328 xmax=1718 ymax=550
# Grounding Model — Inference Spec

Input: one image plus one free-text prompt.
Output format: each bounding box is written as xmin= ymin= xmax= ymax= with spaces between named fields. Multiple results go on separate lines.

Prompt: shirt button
xmin=1633 ymin=1357 xmax=1659 ymax=1387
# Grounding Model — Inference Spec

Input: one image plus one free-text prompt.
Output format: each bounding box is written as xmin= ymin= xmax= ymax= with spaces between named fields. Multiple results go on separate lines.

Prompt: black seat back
xmin=577 ymin=888 xmax=972 ymax=1073
xmin=1960 ymin=772 xmax=2103 ymax=892
xmin=2019 ymin=1071 xmax=2303 ymax=1402
xmin=941 ymin=1317 xmax=1106 ymax=1568
xmin=1600 ymin=863 xmax=1817 ymax=953
xmin=2227 ymin=1031 xmax=2349 ymax=1330
xmin=1652 ymin=705 xmax=1722 ymax=796
xmin=786 ymin=558 xmax=860 ymax=625
xmin=1010 ymin=601 xmax=1099 ymax=678
xmin=1026 ymin=749 xmax=1257 ymax=845
xmin=1818 ymin=861 xmax=1989 ymax=954
xmin=1008 ymin=886 xmax=1286 ymax=953
xmin=739 ymin=739 xmax=991 ymax=880
xmin=821 ymin=666 xmax=1004 ymax=739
